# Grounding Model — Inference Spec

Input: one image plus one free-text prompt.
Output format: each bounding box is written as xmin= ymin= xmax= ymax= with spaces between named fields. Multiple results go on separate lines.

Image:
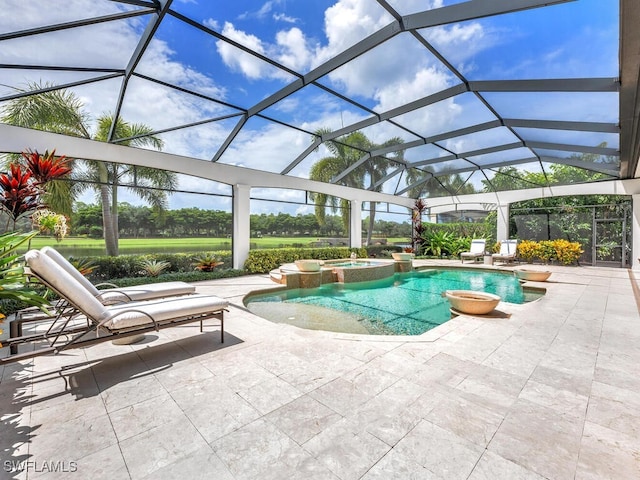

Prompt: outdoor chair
xmin=492 ymin=239 xmax=518 ymax=264
xmin=460 ymin=239 xmax=486 ymax=263
xmin=41 ymin=246 xmax=195 ymax=304
xmin=1 ymin=250 xmax=228 ymax=364
xmin=7 ymin=247 xmax=198 ymax=355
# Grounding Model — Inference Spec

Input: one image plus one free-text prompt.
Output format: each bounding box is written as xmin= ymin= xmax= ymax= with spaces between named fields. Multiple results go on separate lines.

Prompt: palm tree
xmin=0 ymin=81 xmax=177 ymax=255
xmin=79 ymin=115 xmax=176 ymax=255
xmin=1 ymin=82 xmax=90 ymax=216
xmin=405 ymin=167 xmax=476 ymax=198
xmin=309 ymin=129 xmax=403 ymax=244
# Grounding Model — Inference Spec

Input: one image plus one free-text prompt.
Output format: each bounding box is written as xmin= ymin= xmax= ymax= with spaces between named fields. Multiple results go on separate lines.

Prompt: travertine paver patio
xmin=1 ymin=261 xmax=639 ymax=479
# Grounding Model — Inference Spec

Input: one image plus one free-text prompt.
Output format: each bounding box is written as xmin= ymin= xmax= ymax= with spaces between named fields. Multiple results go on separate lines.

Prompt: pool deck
xmin=1 ymin=260 xmax=639 ymax=479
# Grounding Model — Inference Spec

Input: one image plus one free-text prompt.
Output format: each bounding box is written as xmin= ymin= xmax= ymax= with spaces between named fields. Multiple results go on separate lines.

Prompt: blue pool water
xmin=245 ymin=269 xmax=535 ymax=336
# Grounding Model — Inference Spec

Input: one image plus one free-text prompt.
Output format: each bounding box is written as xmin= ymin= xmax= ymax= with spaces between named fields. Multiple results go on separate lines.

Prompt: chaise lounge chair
xmin=7 ymin=246 xmax=200 ymax=354
xmin=42 ymin=246 xmax=195 ymax=303
xmin=492 ymin=239 xmax=518 ymax=264
xmin=460 ymin=239 xmax=486 ymax=263
xmin=1 ymin=250 xmax=228 ymax=364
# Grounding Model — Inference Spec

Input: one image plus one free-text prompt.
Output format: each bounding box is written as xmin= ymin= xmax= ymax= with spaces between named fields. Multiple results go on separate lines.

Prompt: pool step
xmin=269 ymin=269 xmax=285 ymax=285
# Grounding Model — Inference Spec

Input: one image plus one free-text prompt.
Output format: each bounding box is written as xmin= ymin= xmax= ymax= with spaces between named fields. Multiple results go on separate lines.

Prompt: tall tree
xmin=0 ymin=82 xmax=177 ymax=255
xmin=309 ymin=129 xmax=403 ymax=245
xmin=405 ymin=167 xmax=477 ymax=199
xmin=79 ymin=114 xmax=176 ymax=255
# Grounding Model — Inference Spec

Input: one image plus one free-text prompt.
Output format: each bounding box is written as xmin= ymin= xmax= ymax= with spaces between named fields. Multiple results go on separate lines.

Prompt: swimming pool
xmin=245 ymin=268 xmax=541 ymax=336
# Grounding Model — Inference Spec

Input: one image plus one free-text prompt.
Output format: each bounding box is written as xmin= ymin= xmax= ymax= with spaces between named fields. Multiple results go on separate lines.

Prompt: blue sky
xmin=0 ymin=0 xmax=620 ymax=217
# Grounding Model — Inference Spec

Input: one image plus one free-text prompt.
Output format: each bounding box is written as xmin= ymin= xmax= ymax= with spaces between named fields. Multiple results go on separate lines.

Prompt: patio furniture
xmin=8 ymin=247 xmax=199 ymax=354
xmin=492 ymin=239 xmax=519 ymax=264
xmin=460 ymin=239 xmax=486 ymax=263
xmin=42 ymin=246 xmax=195 ymax=304
xmin=1 ymin=250 xmax=228 ymax=364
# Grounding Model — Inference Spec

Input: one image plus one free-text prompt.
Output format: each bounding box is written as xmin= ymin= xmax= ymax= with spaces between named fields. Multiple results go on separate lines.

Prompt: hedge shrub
xmin=516 ymin=239 xmax=583 ymax=265
xmin=76 ymin=250 xmax=233 ymax=281
xmin=244 ymin=246 xmax=367 ymax=274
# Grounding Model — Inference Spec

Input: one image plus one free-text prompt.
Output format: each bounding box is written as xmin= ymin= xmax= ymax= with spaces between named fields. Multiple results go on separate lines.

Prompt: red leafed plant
xmin=22 ymin=149 xmax=71 ymax=184
xmin=0 ymin=164 xmax=39 ymax=222
xmin=0 ymin=149 xmax=72 ymax=228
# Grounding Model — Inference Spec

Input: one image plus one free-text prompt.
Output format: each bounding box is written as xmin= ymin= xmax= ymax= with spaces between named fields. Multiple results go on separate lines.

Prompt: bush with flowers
xmin=31 ymin=209 xmax=68 ymax=242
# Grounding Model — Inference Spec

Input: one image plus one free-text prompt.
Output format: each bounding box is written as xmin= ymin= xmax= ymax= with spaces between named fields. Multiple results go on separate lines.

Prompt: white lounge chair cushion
xmin=461 ymin=239 xmax=486 ymax=259
xmin=102 ymin=295 xmax=229 ymax=330
xmin=492 ymin=240 xmax=518 ymax=259
xmin=96 ymin=282 xmax=196 ymax=304
xmin=26 ymin=250 xmax=109 ymax=321
xmin=41 ymin=246 xmax=195 ymax=302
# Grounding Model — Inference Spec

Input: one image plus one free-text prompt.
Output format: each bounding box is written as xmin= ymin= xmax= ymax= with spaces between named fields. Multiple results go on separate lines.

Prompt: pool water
xmin=327 ymin=260 xmax=381 ymax=267
xmin=245 ymin=269 xmax=537 ymax=336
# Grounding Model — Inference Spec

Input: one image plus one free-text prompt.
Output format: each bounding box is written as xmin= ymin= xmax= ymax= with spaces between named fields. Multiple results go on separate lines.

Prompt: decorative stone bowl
xmin=295 ymin=259 xmax=324 ymax=272
xmin=445 ymin=290 xmax=501 ymax=315
xmin=514 ymin=269 xmax=552 ymax=282
xmin=391 ymin=252 xmax=413 ymax=261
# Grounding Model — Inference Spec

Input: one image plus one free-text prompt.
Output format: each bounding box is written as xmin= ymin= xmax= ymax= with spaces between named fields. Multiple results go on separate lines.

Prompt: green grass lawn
xmin=28 ymin=236 xmax=410 ymax=257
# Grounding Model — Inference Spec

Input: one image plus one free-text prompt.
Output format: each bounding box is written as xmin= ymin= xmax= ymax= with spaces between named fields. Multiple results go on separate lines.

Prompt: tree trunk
xmin=111 ymin=173 xmax=119 ymax=256
xmin=98 ymin=163 xmax=118 ymax=256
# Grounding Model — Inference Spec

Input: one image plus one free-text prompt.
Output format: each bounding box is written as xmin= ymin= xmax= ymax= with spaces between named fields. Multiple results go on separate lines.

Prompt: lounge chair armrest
xmin=95 ymin=288 xmax=134 ymax=303
xmin=98 ymin=309 xmax=160 ymax=331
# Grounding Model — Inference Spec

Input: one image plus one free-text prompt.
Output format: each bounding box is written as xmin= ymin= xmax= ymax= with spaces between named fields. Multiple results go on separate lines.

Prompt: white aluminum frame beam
xmin=0 ymin=124 xmax=414 ymax=208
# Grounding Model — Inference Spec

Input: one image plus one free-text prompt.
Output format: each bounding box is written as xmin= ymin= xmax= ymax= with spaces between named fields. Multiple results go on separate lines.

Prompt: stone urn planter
xmin=391 ymin=252 xmax=413 ymax=261
xmin=444 ymin=290 xmax=501 ymax=315
xmin=514 ymin=269 xmax=551 ymax=282
xmin=295 ymin=259 xmax=324 ymax=272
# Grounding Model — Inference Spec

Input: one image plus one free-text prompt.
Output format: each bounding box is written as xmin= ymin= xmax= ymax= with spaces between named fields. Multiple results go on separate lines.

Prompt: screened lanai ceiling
xmin=1 ymin=0 xmax=638 ymax=202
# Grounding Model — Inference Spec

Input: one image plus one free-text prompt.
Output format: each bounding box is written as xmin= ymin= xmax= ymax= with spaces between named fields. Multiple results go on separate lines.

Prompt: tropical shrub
xmin=537 ymin=240 xmax=557 ymax=264
xmin=140 ymin=259 xmax=171 ymax=277
xmin=0 ymin=231 xmax=50 ymax=317
xmin=423 ymin=231 xmax=455 ymax=257
xmin=69 ymin=257 xmax=97 ymax=276
xmin=0 ymin=150 xmax=71 ymax=229
xmin=449 ymin=236 xmax=472 ymax=256
xmin=192 ymin=253 xmax=224 ymax=272
xmin=516 ymin=240 xmax=542 ymax=263
xmin=515 ymin=239 xmax=583 ymax=265
xmin=552 ymin=239 xmax=583 ymax=265
xmin=79 ymin=251 xmax=233 ymax=281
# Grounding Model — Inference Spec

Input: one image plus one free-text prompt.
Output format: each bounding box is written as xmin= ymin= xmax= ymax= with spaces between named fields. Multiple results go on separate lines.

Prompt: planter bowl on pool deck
xmin=514 ymin=269 xmax=552 ymax=282
xmin=445 ymin=290 xmax=501 ymax=315
xmin=295 ymin=259 xmax=324 ymax=272
xmin=391 ymin=252 xmax=414 ymax=261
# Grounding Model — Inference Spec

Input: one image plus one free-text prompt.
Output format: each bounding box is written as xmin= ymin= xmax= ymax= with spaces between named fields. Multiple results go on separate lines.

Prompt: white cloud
xmin=203 ymin=18 xmax=220 ymax=31
xmin=238 ymin=1 xmax=279 ymax=21
xmin=421 ymin=23 xmax=492 ymax=66
xmin=275 ymin=28 xmax=310 ymax=71
xmin=314 ymin=0 xmax=394 ymax=63
xmin=273 ymin=13 xmax=298 ymax=24
xmin=216 ymin=22 xmax=292 ymax=80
